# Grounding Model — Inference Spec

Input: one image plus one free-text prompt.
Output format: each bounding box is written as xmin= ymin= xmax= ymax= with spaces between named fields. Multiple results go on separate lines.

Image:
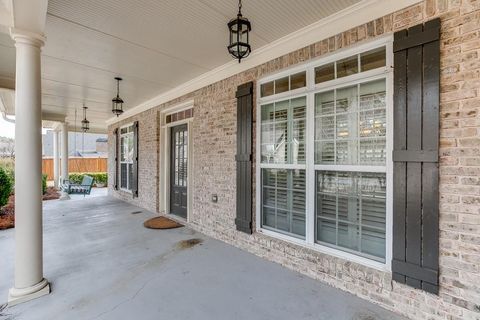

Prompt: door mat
xmin=143 ymin=216 xmax=184 ymax=229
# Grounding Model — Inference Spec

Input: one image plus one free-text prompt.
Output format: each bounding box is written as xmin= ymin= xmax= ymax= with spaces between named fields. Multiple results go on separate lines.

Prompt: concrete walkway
xmin=0 ymin=196 xmax=406 ymax=320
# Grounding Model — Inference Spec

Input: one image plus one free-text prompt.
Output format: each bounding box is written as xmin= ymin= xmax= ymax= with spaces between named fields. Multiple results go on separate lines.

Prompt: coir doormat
xmin=143 ymin=216 xmax=184 ymax=229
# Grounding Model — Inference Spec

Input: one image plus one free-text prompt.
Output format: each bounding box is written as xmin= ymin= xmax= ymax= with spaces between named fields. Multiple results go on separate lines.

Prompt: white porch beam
xmin=0 ymin=0 xmax=13 ymax=34
xmin=67 ymin=125 xmax=107 ymax=135
xmin=0 ymin=77 xmax=15 ymax=90
xmin=11 ymin=0 xmax=48 ymax=35
xmin=8 ymin=29 xmax=50 ymax=305
xmin=41 ymin=112 xmax=66 ymax=123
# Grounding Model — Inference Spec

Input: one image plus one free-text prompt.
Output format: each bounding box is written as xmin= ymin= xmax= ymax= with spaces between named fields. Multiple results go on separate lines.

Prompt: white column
xmin=8 ymin=30 xmax=50 ymax=305
xmin=53 ymin=130 xmax=60 ymax=188
xmin=59 ymin=123 xmax=70 ymax=200
xmin=61 ymin=123 xmax=69 ymax=182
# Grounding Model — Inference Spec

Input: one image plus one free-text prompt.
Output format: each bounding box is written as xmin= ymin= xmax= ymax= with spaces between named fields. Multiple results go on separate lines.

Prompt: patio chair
xmin=61 ymin=175 xmax=94 ymax=196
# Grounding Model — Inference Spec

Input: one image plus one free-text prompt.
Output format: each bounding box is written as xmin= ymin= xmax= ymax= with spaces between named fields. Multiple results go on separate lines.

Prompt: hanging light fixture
xmin=81 ymin=104 xmax=90 ymax=132
xmin=227 ymin=0 xmax=251 ymax=63
xmin=112 ymin=77 xmax=124 ymax=117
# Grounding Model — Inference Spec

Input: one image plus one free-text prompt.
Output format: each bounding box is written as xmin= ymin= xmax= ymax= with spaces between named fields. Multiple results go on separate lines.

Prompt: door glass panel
xmin=171 ymin=125 xmax=188 ymax=218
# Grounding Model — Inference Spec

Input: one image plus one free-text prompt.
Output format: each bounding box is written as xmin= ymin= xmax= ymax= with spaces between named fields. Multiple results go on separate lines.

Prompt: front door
xmin=170 ymin=124 xmax=188 ymax=218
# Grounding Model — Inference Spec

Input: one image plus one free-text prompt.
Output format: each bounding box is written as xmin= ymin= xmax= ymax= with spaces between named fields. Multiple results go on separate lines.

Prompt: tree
xmin=0 ymin=137 xmax=14 ymax=159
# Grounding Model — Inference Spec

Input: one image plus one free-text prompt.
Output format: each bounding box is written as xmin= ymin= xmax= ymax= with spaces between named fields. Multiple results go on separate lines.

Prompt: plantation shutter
xmin=132 ymin=121 xmax=139 ymax=197
xmin=235 ymin=81 xmax=253 ymax=234
xmin=114 ymin=128 xmax=119 ymax=190
xmin=392 ymin=18 xmax=440 ymax=294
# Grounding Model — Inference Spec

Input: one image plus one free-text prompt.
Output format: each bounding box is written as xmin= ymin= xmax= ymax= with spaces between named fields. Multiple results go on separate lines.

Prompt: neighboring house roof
xmin=42 ymin=131 xmax=108 ymax=157
xmin=77 ymin=150 xmax=107 ymax=158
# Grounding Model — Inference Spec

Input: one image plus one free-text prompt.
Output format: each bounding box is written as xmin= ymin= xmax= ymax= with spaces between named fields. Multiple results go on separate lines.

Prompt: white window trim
xmin=255 ymin=35 xmax=394 ymax=272
xmin=119 ymin=122 xmax=134 ymax=193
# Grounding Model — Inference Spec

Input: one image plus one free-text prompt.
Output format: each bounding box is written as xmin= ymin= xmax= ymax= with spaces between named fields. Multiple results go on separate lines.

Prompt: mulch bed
xmin=0 ymin=187 xmax=60 ymax=230
xmin=43 ymin=186 xmax=61 ymax=201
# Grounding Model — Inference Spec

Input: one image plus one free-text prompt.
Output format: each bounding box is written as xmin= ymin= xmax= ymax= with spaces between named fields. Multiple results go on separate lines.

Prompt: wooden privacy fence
xmin=42 ymin=157 xmax=107 ymax=180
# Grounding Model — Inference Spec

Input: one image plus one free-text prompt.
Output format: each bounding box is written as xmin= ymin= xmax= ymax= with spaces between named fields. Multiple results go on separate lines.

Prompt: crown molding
xmin=106 ymin=0 xmax=421 ymax=126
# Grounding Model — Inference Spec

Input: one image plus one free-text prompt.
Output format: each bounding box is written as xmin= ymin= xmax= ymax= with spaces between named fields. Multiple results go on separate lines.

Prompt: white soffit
xmin=107 ymin=0 xmax=422 ymax=125
xmin=0 ymin=0 xmax=13 ymax=33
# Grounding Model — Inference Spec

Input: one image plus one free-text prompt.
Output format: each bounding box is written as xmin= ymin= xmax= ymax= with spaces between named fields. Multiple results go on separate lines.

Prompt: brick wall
xmin=108 ymin=1 xmax=480 ymax=319
xmin=108 ymin=108 xmax=159 ymax=212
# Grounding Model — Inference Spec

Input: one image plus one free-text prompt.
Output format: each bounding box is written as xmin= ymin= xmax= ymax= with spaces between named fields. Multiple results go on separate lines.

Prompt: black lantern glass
xmin=112 ymin=77 xmax=124 ymax=117
xmin=227 ymin=0 xmax=251 ymax=63
xmin=81 ymin=105 xmax=90 ymax=132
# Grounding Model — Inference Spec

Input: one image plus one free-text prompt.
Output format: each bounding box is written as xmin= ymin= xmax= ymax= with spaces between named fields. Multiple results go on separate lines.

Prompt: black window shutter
xmin=132 ymin=121 xmax=139 ymax=197
xmin=392 ymin=18 xmax=440 ymax=294
xmin=235 ymin=81 xmax=253 ymax=234
xmin=114 ymin=128 xmax=119 ymax=190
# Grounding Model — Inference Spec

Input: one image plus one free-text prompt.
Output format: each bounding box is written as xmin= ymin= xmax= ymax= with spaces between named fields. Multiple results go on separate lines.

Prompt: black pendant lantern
xmin=112 ymin=77 xmax=124 ymax=117
xmin=81 ymin=105 xmax=90 ymax=132
xmin=227 ymin=0 xmax=251 ymax=63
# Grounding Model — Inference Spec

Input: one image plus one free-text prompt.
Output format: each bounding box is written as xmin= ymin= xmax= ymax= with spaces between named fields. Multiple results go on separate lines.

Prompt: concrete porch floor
xmin=0 ymin=196 xmax=406 ymax=320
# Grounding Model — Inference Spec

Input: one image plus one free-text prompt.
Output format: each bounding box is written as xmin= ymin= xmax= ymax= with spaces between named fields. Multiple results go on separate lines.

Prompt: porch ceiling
xmin=0 ymin=0 xmax=361 ymax=132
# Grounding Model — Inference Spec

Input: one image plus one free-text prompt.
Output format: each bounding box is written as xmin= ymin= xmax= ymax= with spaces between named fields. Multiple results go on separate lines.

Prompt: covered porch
xmin=2 ymin=0 xmax=479 ymax=319
xmin=0 ymin=195 xmax=405 ymax=320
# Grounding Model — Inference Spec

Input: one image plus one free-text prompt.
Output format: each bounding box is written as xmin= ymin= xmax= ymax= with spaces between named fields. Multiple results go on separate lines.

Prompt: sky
xmin=0 ymin=115 xmax=15 ymax=138
xmin=0 ymin=116 xmax=52 ymax=139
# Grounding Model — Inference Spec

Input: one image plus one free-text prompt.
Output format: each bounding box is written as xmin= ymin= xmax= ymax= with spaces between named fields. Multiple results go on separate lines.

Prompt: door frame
xmin=159 ymin=101 xmax=194 ymax=222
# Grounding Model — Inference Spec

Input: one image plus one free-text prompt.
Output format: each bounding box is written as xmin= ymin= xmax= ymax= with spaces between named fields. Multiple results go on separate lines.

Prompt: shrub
xmin=42 ymin=174 xmax=48 ymax=194
xmin=6 ymin=168 xmax=14 ymax=189
xmin=68 ymin=173 xmax=84 ymax=184
xmin=68 ymin=172 xmax=107 ymax=187
xmin=0 ymin=167 xmax=12 ymax=207
xmin=93 ymin=173 xmax=107 ymax=185
xmin=0 ymin=158 xmax=14 ymax=190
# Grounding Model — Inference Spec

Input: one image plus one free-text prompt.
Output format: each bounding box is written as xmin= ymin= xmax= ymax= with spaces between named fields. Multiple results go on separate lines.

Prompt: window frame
xmin=256 ymin=35 xmax=394 ymax=271
xmin=119 ymin=123 xmax=134 ymax=193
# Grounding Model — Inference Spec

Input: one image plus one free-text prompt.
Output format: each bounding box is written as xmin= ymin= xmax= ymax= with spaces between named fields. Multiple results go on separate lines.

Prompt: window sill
xmin=256 ymin=227 xmax=390 ymax=273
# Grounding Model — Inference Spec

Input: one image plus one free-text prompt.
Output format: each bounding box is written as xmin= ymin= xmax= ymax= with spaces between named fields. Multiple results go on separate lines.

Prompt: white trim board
xmin=106 ymin=0 xmax=421 ymax=126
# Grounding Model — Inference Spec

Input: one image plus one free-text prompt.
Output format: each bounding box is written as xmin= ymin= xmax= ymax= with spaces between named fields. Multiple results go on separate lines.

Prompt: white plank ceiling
xmin=0 ymin=0 xmax=360 ymax=132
